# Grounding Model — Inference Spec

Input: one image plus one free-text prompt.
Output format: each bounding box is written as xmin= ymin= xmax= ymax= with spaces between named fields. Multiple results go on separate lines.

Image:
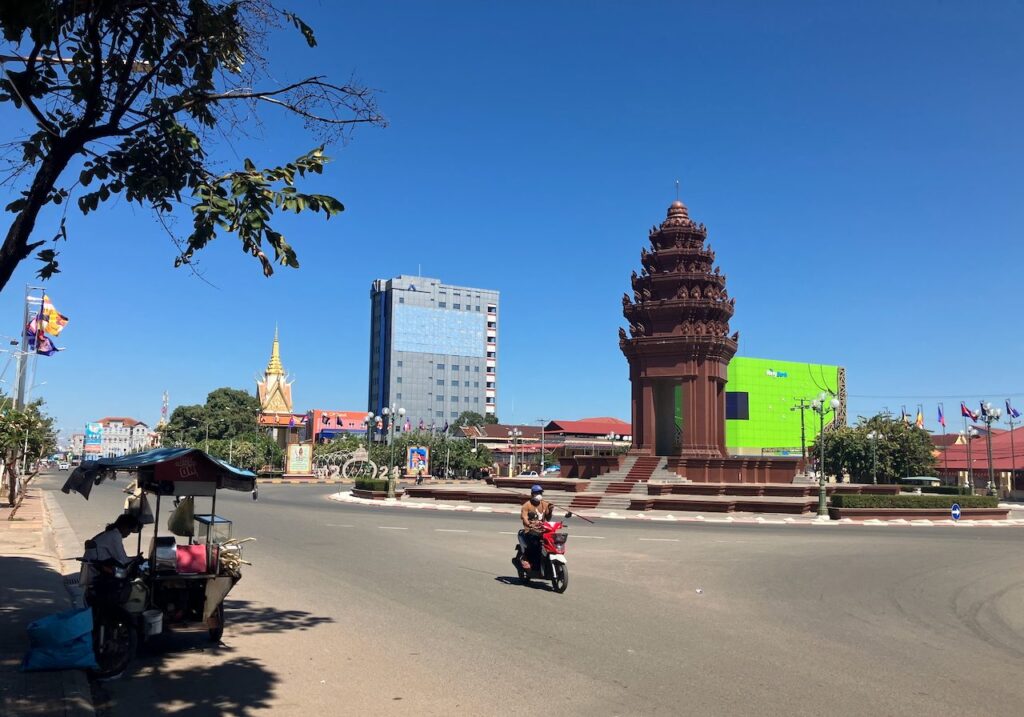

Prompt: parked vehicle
xmin=512 ymin=519 xmax=569 ymax=593
xmin=58 ymin=462 xmax=70 ymax=471
xmin=517 ymin=470 xmax=539 ymax=477
xmin=63 ymin=448 xmax=256 ymax=678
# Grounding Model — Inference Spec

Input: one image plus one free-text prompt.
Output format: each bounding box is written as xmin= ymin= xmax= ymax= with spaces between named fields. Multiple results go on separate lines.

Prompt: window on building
xmin=464 ymin=381 xmax=470 ymax=387
xmin=476 ymin=305 xmax=481 ymax=311
xmin=436 ymin=411 xmax=444 ymax=418
xmin=473 ymin=381 xmax=479 ymax=388
xmin=725 ymin=392 xmax=750 ymax=420
xmin=397 ymin=360 xmax=403 ymax=367
xmin=487 ymin=304 xmax=496 ymax=313
xmin=487 ymin=322 xmax=496 ymax=328
xmin=452 ymin=365 xmax=459 ymax=371
xmin=486 ymin=397 xmax=494 ymax=404
xmin=451 ymin=412 xmax=459 ymax=419
xmin=453 ymin=303 xmax=460 ymax=309
xmin=437 ymin=363 xmax=445 ymax=370
xmin=439 ymin=302 xmax=446 ymax=308
xmin=451 ymin=395 xmax=459 ymax=402
xmin=464 ymin=365 xmax=470 ymax=371
xmin=396 ymin=377 xmax=402 ymax=383
xmin=396 ymin=393 xmax=402 ymax=400
xmin=451 ymin=380 xmax=458 ymax=386
xmin=436 ymin=395 xmax=444 ymax=402
xmin=474 ymin=397 xmax=479 ymax=404
xmin=398 ymin=297 xmax=405 ymax=303
xmin=487 ymin=382 xmax=495 ymax=388
xmin=487 ymin=352 xmax=495 ymax=358
xmin=474 ymin=366 xmax=480 ymax=373
xmin=437 ymin=379 xmax=444 ymax=386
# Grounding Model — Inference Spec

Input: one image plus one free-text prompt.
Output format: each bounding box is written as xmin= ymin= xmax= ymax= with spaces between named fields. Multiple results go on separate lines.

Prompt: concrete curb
xmin=325 ymin=490 xmax=1024 ymax=527
xmin=40 ymin=492 xmax=94 ymax=717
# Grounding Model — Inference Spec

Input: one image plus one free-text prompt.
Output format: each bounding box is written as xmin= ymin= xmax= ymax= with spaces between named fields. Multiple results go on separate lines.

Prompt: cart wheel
xmin=208 ymin=604 xmax=225 ymax=642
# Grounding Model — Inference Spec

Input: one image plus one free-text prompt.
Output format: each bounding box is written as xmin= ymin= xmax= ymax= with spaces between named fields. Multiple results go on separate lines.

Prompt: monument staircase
xmin=570 ymin=455 xmax=684 ymax=511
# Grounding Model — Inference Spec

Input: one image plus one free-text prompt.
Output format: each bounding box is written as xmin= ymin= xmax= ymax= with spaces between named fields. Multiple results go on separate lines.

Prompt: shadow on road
xmin=222 ymin=599 xmax=335 ymax=635
xmin=494 ymin=575 xmax=552 ymax=591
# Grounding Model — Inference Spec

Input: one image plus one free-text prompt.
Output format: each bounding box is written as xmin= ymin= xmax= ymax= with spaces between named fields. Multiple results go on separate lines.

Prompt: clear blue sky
xmin=1 ymin=0 xmax=1022 ymax=441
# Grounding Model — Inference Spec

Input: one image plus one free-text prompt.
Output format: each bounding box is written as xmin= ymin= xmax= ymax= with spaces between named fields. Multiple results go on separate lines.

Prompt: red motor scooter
xmin=512 ymin=520 xmax=569 ymax=593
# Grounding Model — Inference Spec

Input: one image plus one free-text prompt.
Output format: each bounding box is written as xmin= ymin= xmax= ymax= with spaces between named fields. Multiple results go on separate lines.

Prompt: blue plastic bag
xmin=26 ymin=606 xmax=93 ymax=647
xmin=21 ymin=607 xmax=98 ymax=671
xmin=22 ymin=634 xmax=98 ymax=671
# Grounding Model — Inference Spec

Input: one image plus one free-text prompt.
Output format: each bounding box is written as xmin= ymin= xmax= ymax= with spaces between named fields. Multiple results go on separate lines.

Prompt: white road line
xmin=325 ymin=524 xmax=353 ymax=528
xmin=378 ymin=526 xmax=408 ymax=530
xmin=499 ymin=531 xmax=518 ymax=535
xmin=435 ymin=529 xmax=469 ymax=533
xmin=572 ymin=535 xmax=606 ymax=540
xmin=638 ymin=538 xmax=679 ymax=542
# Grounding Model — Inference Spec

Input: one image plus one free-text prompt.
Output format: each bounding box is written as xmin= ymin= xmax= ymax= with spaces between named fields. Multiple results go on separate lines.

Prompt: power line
xmin=849 ymin=392 xmax=1024 ymax=399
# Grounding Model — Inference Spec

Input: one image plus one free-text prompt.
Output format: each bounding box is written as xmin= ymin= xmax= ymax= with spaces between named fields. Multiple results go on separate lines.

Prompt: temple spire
xmin=266 ymin=327 xmax=284 ymax=376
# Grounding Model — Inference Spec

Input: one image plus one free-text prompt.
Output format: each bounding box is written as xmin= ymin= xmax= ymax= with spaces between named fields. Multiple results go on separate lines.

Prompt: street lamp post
xmin=961 ymin=427 xmax=978 ymax=492
xmin=363 ymin=411 xmax=375 ymax=449
xmin=981 ymin=403 xmax=1003 ymax=496
xmin=866 ymin=430 xmax=881 ymax=485
xmin=507 ymin=428 xmax=522 ymax=476
xmin=811 ymin=392 xmax=841 ymax=518
xmin=537 ymin=418 xmax=547 ymax=474
xmin=204 ymin=418 xmax=226 ymax=454
xmin=1008 ymin=406 xmax=1018 ymax=494
xmin=382 ymin=405 xmax=405 ymax=498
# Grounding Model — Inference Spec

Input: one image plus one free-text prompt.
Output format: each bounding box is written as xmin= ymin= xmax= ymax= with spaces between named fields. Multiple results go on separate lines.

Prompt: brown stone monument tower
xmin=620 ymin=198 xmax=798 ymax=483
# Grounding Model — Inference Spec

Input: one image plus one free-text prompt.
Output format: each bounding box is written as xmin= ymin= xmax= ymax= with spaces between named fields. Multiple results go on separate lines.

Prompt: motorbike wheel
xmin=551 ymin=562 xmax=568 ymax=594
xmin=90 ymin=613 xmax=136 ymax=680
xmin=209 ymin=603 xmax=225 ymax=642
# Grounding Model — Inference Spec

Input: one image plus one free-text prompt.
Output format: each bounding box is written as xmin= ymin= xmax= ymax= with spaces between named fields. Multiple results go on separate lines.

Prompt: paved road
xmin=38 ymin=471 xmax=1024 ymax=716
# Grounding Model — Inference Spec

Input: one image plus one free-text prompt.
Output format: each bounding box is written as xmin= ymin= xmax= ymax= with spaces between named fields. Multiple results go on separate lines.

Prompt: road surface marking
xmin=638 ymin=538 xmax=679 ymax=542
xmin=499 ymin=531 xmax=518 ymax=535
xmin=326 ymin=523 xmax=353 ymax=528
xmin=572 ymin=535 xmax=606 ymax=539
xmin=378 ymin=526 xmax=408 ymax=530
xmin=435 ymin=529 xmax=469 ymax=533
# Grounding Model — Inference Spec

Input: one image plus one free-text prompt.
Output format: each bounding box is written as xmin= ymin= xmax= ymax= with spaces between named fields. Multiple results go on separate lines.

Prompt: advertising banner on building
xmin=406 ymin=446 xmax=429 ymax=476
xmin=84 ymin=423 xmax=103 ymax=455
xmin=286 ymin=443 xmax=312 ymax=475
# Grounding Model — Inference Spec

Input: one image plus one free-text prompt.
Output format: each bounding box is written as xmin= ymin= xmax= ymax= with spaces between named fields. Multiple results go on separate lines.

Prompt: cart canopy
xmin=62 ymin=448 xmax=257 ymax=499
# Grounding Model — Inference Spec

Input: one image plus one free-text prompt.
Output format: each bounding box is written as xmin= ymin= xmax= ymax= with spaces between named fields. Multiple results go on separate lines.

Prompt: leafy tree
xmin=369 ymin=430 xmax=493 ymax=476
xmin=812 ymin=414 xmax=937 ymax=483
xmin=205 ymin=431 xmax=281 ymax=472
xmin=452 ymin=411 xmax=486 ymax=430
xmin=484 ymin=414 xmax=499 ymax=425
xmin=1 ymin=397 xmax=56 ymax=505
xmin=159 ymin=386 xmax=259 ymax=446
xmin=0 ymin=0 xmax=384 ymax=291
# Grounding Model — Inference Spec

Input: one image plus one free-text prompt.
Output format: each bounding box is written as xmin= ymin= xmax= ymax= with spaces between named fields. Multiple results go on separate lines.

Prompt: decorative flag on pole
xmin=900 ymin=406 xmax=909 ymax=425
xmin=418 ymin=419 xmax=425 ymax=431
xmin=442 ymin=421 xmax=449 ymax=433
xmin=915 ymin=407 xmax=924 ymax=429
xmin=938 ymin=404 xmax=946 ymax=428
xmin=1007 ymin=400 xmax=1021 ymax=420
xmin=25 ymin=315 xmax=62 ymax=356
xmin=960 ymin=402 xmax=979 ymax=421
xmin=41 ymin=295 xmax=69 ymax=336
xmin=404 ymin=419 xmax=411 ymax=433
xmin=979 ymin=401 xmax=989 ymax=420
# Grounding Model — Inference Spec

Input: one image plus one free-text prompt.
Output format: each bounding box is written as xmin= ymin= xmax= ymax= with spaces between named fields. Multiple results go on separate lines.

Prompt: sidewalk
xmin=0 ymin=487 xmax=94 ymax=717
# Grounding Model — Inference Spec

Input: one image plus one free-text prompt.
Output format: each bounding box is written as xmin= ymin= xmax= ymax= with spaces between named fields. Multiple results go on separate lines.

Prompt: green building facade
xmin=724 ymin=357 xmax=846 ymax=457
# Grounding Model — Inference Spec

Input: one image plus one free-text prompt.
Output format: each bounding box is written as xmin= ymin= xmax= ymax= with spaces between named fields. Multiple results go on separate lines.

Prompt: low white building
xmin=95 ymin=417 xmax=151 ymax=457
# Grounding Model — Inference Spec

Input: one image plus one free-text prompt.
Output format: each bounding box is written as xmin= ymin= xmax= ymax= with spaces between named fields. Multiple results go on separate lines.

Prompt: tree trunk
xmin=0 ymin=141 xmax=76 ymax=294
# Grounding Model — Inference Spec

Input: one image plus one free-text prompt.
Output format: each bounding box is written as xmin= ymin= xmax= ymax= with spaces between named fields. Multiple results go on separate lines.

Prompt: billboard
xmin=84 ymin=422 xmax=103 ymax=455
xmin=406 ymin=446 xmax=429 ymax=476
xmin=308 ymin=410 xmax=368 ymax=442
xmin=724 ymin=357 xmax=844 ymax=456
xmin=286 ymin=443 xmax=312 ymax=475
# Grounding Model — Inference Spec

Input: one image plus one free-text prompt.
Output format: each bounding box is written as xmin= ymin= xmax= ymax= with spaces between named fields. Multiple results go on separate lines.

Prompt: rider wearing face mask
xmin=519 ymin=485 xmax=553 ymax=569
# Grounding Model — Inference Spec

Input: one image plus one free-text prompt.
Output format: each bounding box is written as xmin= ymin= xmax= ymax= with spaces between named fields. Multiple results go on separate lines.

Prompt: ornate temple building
xmin=620 ymin=199 xmax=799 ymax=482
xmin=256 ymin=329 xmax=304 ymax=450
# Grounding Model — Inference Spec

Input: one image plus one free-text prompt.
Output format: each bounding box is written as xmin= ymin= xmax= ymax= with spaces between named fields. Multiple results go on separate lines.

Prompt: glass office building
xmin=368 ymin=275 xmax=499 ymax=428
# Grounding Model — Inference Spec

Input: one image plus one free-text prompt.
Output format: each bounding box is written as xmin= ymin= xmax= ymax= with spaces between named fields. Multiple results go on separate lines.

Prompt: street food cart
xmin=62 ymin=448 xmax=256 ymax=671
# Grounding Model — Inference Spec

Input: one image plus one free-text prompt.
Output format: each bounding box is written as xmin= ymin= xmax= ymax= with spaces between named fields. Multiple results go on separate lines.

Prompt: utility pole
xmin=791 ymin=399 xmax=812 ymax=462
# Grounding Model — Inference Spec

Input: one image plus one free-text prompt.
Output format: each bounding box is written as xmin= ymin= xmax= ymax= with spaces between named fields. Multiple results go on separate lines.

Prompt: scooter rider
xmin=519 ymin=485 xmax=553 ymax=569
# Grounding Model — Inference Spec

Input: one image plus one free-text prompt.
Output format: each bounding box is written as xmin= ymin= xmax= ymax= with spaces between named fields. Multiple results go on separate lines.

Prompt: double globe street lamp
xmin=382 ymin=405 xmax=405 ymax=498
xmin=959 ymin=426 xmax=979 ymax=491
xmin=980 ymin=402 xmax=1003 ymax=496
xmin=507 ymin=427 xmax=522 ymax=476
xmin=811 ymin=392 xmax=841 ymax=518
xmin=866 ymin=430 xmax=883 ymax=485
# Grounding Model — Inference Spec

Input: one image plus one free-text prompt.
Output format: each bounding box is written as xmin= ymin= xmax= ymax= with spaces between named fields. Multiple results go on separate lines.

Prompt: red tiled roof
xmin=931 ymin=434 xmax=960 ymax=447
xmin=544 ymin=417 xmax=631 ymax=436
xmin=459 ymin=424 xmax=543 ymax=439
xmin=96 ymin=416 xmax=147 ymax=428
xmin=936 ymin=427 xmax=1024 ymax=470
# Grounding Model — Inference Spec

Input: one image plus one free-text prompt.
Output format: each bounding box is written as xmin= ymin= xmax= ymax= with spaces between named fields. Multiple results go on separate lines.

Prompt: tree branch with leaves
xmin=0 ymin=0 xmax=384 ymax=291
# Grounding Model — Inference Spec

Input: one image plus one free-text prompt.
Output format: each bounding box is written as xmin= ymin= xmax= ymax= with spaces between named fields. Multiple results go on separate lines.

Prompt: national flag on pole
xmin=404 ymin=419 xmax=411 ymax=432
xmin=915 ymin=408 xmax=924 ymax=429
xmin=442 ymin=421 xmax=449 ymax=433
xmin=979 ymin=401 xmax=989 ymax=419
xmin=288 ymin=416 xmax=296 ymax=427
xmin=25 ymin=316 xmax=61 ymax=356
xmin=418 ymin=419 xmax=425 ymax=431
xmin=900 ymin=406 xmax=909 ymax=425
xmin=937 ymin=404 xmax=946 ymax=428
xmin=1007 ymin=400 xmax=1021 ymax=420
xmin=960 ymin=402 xmax=979 ymax=420
xmin=41 ymin=295 xmax=69 ymax=336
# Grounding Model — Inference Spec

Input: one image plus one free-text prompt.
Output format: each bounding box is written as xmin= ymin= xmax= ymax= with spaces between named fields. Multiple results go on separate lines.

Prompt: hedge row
xmin=920 ymin=486 xmax=973 ymax=496
xmin=355 ymin=479 xmax=390 ymax=492
xmin=831 ymin=494 xmax=998 ymax=509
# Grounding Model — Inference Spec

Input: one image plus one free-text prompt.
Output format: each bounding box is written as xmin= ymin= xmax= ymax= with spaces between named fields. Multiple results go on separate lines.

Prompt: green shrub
xmin=354 ymin=479 xmax=389 ymax=492
xmin=920 ymin=486 xmax=973 ymax=495
xmin=831 ymin=494 xmax=998 ymax=509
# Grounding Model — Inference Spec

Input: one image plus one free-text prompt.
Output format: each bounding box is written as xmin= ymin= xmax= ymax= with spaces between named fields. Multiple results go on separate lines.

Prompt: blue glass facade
xmin=393 ymin=305 xmax=486 ymax=358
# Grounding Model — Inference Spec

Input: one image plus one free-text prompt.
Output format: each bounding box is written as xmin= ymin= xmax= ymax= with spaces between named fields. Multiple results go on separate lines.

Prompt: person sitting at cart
xmin=84 ymin=514 xmax=142 ymax=565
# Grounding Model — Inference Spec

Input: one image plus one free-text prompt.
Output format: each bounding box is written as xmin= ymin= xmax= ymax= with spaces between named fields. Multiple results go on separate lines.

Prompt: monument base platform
xmin=665 ymin=456 xmax=800 ymax=484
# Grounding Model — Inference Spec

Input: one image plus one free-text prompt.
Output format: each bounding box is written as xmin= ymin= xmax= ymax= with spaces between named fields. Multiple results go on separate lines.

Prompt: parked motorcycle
xmin=79 ymin=553 xmax=139 ymax=678
xmin=512 ymin=520 xmax=569 ymax=593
